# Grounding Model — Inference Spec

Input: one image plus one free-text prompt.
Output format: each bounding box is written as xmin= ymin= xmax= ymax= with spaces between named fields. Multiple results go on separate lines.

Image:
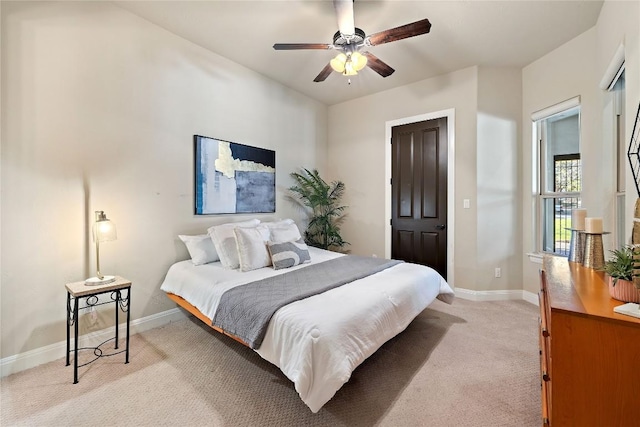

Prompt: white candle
xmin=585 ymin=217 xmax=603 ymax=234
xmin=572 ymin=208 xmax=587 ymax=230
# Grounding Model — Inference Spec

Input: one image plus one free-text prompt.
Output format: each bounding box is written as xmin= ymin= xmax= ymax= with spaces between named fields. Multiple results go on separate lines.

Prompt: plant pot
xmin=607 ymin=277 xmax=640 ymax=303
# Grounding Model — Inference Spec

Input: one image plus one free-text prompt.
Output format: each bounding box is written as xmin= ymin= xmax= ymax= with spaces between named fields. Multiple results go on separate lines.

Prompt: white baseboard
xmin=456 ymin=287 xmax=539 ymax=306
xmin=522 ymin=290 xmax=539 ymax=306
xmin=0 ymin=307 xmax=187 ymax=378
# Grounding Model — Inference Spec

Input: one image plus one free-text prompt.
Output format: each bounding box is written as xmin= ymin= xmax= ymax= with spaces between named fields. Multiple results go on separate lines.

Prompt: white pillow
xmin=208 ymin=219 xmax=260 ymax=268
xmin=262 ymin=218 xmax=295 ymax=228
xmin=269 ymin=222 xmax=302 ymax=244
xmin=178 ymin=234 xmax=219 ymax=265
xmin=234 ymin=225 xmax=271 ymax=272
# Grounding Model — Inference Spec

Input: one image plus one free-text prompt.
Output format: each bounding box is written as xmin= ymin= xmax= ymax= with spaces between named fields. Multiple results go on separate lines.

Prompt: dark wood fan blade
xmin=273 ymin=43 xmax=332 ymax=50
xmin=334 ymin=0 xmax=355 ymax=36
xmin=313 ymin=63 xmax=334 ymax=82
xmin=366 ymin=18 xmax=431 ymax=46
xmin=363 ymin=52 xmax=395 ymax=77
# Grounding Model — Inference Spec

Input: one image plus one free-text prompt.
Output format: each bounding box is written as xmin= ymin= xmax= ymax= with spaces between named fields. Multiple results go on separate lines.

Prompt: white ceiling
xmin=114 ymin=0 xmax=604 ymax=106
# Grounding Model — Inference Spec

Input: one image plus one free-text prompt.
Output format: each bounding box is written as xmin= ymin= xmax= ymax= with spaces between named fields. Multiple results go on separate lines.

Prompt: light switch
xmin=463 ymin=199 xmax=470 ymax=209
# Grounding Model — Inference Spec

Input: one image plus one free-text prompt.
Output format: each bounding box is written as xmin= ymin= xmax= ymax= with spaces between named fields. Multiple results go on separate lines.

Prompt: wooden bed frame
xmin=166 ymin=292 xmax=249 ymax=347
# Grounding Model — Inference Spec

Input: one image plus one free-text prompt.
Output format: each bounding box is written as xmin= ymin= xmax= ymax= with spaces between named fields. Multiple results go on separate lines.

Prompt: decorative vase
xmin=608 ymin=277 xmax=640 ymax=303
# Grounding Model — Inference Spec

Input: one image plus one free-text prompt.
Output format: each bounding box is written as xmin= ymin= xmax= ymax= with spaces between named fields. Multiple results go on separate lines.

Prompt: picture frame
xmin=194 ymin=135 xmax=276 ymax=215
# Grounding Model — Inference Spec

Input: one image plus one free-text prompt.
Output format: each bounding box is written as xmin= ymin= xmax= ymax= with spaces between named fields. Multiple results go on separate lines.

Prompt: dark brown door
xmin=391 ymin=118 xmax=448 ymax=278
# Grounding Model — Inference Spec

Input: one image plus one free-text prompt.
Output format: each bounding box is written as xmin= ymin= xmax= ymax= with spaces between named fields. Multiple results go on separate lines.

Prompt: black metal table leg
xmin=73 ymin=295 xmax=79 ymax=384
xmin=66 ymin=292 xmax=71 ymax=366
xmin=126 ymin=287 xmax=130 ymax=364
xmin=114 ymin=290 xmax=119 ymax=350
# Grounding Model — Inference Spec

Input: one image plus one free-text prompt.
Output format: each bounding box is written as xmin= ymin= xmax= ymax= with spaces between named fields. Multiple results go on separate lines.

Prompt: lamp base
xmin=84 ymin=275 xmax=116 ymax=286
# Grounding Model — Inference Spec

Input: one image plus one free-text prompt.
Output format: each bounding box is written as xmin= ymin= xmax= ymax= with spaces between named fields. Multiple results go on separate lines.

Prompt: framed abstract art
xmin=194 ymin=135 xmax=275 ymax=215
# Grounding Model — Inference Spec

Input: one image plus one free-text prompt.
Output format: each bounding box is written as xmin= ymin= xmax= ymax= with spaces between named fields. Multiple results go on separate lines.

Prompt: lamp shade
xmin=330 ymin=53 xmax=348 ymax=73
xmin=86 ymin=210 xmax=117 ymax=285
xmin=351 ymin=52 xmax=367 ymax=71
xmin=343 ymin=62 xmax=358 ymax=76
xmin=93 ymin=211 xmax=117 ymax=243
xmin=330 ymin=52 xmax=368 ymax=76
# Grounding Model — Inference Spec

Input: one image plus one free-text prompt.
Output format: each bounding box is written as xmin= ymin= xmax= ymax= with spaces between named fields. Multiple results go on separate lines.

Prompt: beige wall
xmin=327 ymin=65 xmax=523 ymax=292
xmin=476 ymin=67 xmax=522 ymax=291
xmin=0 ymin=1 xmax=327 ymax=358
xmin=521 ymin=0 xmax=639 ymax=294
xmin=327 ymin=67 xmax=479 ymax=288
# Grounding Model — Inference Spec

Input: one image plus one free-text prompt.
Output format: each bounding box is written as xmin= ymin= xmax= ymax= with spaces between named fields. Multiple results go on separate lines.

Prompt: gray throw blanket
xmin=212 ymin=255 xmax=403 ymax=349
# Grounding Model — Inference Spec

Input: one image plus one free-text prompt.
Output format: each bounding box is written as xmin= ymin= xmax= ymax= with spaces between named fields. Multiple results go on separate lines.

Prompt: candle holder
xmin=566 ymin=228 xmax=586 ymax=263
xmin=582 ymin=231 xmax=610 ymax=270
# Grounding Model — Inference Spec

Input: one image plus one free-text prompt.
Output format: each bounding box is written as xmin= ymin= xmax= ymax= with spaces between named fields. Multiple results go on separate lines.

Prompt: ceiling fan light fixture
xmin=351 ymin=51 xmax=368 ymax=71
xmin=343 ymin=61 xmax=358 ymax=76
xmin=330 ymin=51 xmax=367 ymax=76
xmin=330 ymin=53 xmax=347 ymax=73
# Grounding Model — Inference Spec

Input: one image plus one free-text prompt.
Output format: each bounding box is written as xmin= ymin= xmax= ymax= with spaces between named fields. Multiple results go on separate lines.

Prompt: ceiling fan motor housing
xmin=333 ymin=27 xmax=366 ymax=51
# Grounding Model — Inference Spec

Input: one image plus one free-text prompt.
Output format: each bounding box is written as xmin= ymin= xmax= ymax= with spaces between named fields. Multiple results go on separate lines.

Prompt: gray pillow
xmin=268 ymin=239 xmax=311 ymax=270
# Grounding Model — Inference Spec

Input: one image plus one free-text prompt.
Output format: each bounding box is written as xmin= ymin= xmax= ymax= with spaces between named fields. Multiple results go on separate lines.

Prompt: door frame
xmin=385 ymin=108 xmax=456 ymax=287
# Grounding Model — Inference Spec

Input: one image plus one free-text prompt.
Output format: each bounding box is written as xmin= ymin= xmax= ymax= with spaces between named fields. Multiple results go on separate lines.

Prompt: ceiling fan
xmin=273 ymin=0 xmax=431 ymax=82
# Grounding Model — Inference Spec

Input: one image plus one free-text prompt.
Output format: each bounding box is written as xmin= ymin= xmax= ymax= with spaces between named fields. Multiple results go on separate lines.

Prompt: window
xmin=534 ymin=102 xmax=581 ymax=256
xmin=600 ymin=47 xmax=625 ymax=249
xmin=611 ymin=68 xmax=625 ymax=248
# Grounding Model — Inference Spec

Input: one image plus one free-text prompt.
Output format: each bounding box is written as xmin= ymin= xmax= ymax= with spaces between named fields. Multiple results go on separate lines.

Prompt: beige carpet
xmin=1 ymin=298 xmax=540 ymax=426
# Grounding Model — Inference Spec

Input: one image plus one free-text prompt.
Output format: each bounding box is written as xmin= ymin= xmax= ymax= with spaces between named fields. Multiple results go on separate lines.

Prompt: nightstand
xmin=65 ymin=276 xmax=131 ymax=384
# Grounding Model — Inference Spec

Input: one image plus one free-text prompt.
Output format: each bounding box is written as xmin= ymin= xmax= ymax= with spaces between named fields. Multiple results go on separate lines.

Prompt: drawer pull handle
xmin=542 ymin=372 xmax=550 ymax=382
xmin=541 ymin=327 xmax=549 ymax=337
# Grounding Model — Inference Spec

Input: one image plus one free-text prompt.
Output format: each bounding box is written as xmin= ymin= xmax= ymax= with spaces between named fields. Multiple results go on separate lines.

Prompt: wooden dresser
xmin=539 ymin=256 xmax=640 ymax=426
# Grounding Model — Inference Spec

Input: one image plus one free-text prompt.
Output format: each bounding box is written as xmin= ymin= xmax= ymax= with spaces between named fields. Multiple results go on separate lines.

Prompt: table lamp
xmin=85 ymin=210 xmax=117 ymax=285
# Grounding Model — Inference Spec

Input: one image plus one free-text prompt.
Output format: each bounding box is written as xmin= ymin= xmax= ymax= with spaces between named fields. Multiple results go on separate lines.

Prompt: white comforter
xmin=160 ymin=247 xmax=455 ymax=412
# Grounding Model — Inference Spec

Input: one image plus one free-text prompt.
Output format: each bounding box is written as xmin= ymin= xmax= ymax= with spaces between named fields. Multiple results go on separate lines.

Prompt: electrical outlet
xmin=495 ymin=268 xmax=501 ymax=278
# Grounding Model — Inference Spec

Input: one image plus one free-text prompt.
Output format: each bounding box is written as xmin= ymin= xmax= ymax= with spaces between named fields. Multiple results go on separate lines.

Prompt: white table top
xmin=65 ymin=276 xmax=131 ymax=297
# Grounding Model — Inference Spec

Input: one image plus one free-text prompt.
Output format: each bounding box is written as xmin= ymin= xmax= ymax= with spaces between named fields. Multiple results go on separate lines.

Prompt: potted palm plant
xmin=289 ymin=168 xmax=349 ymax=252
xmin=602 ymin=246 xmax=640 ymax=303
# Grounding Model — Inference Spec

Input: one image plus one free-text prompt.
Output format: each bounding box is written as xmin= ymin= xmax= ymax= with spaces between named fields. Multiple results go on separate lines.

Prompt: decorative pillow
xmin=178 ymin=234 xmax=219 ymax=265
xmin=262 ymin=218 xmax=295 ymax=228
xmin=269 ymin=222 xmax=302 ymax=244
xmin=268 ymin=239 xmax=311 ymax=270
xmin=208 ymin=219 xmax=260 ymax=269
xmin=234 ymin=225 xmax=272 ymax=272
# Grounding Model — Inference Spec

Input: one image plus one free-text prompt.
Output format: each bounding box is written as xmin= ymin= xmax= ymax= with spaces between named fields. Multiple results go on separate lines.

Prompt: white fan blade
xmin=334 ymin=0 xmax=355 ymax=36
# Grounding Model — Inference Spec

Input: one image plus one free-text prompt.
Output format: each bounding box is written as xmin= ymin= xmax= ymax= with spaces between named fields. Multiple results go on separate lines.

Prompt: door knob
xmin=435 ymin=224 xmax=446 ymax=230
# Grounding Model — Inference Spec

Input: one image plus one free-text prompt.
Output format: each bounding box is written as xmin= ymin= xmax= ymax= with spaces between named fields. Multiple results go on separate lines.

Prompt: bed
xmin=160 ymin=246 xmax=454 ymax=412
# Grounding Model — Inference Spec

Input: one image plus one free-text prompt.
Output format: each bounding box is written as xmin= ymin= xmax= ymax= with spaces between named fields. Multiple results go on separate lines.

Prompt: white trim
xmin=599 ymin=42 xmax=625 ymax=90
xmin=527 ymin=252 xmax=544 ymax=264
xmin=456 ymin=288 xmax=538 ymax=304
xmin=385 ymin=109 xmax=456 ymax=287
xmin=523 ymin=290 xmax=539 ymax=306
xmin=531 ymin=96 xmax=581 ymax=121
xmin=0 ymin=307 xmax=187 ymax=378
